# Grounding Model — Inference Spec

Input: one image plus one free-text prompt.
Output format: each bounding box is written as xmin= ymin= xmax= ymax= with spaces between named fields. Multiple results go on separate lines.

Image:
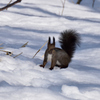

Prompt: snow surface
xmin=0 ymin=0 xmax=100 ymax=100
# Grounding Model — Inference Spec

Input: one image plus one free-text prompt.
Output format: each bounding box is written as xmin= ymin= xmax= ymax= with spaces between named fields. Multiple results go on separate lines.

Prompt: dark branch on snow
xmin=0 ymin=0 xmax=22 ymax=11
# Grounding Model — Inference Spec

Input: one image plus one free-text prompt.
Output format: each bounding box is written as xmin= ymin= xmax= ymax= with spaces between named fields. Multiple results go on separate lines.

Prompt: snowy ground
xmin=0 ymin=0 xmax=100 ymax=100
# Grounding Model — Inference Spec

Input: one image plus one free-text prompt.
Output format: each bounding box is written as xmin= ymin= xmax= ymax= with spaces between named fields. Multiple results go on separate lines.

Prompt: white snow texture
xmin=0 ymin=0 xmax=100 ymax=100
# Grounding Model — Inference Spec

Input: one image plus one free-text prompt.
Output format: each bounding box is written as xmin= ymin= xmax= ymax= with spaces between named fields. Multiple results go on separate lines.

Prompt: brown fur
xmin=40 ymin=29 xmax=80 ymax=70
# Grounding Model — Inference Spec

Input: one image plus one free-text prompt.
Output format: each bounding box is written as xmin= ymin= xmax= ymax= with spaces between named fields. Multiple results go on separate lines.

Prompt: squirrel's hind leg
xmin=49 ymin=51 xmax=57 ymax=70
xmin=49 ymin=59 xmax=56 ymax=70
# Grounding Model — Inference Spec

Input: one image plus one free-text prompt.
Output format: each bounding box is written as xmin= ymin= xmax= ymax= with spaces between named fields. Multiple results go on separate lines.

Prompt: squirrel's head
xmin=47 ymin=37 xmax=55 ymax=50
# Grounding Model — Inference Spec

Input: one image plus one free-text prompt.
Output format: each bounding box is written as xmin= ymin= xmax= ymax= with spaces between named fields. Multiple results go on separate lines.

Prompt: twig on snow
xmin=0 ymin=50 xmax=13 ymax=56
xmin=13 ymin=52 xmax=23 ymax=58
xmin=21 ymin=42 xmax=29 ymax=48
xmin=32 ymin=41 xmax=48 ymax=59
xmin=60 ymin=0 xmax=66 ymax=15
xmin=6 ymin=0 xmax=12 ymax=10
xmin=0 ymin=0 xmax=22 ymax=11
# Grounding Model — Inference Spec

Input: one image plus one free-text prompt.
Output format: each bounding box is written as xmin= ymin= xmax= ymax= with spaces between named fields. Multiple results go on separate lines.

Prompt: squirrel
xmin=40 ymin=29 xmax=81 ymax=70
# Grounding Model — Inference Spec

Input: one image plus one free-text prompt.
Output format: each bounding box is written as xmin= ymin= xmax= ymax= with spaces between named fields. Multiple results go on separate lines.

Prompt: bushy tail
xmin=59 ymin=29 xmax=81 ymax=58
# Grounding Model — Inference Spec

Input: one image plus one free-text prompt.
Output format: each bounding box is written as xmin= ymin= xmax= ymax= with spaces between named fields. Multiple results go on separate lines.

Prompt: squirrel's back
xmin=59 ymin=29 xmax=81 ymax=58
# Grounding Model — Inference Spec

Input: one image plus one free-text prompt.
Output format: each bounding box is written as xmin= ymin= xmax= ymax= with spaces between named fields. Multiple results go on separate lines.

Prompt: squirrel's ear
xmin=48 ymin=37 xmax=51 ymax=45
xmin=53 ymin=37 xmax=55 ymax=45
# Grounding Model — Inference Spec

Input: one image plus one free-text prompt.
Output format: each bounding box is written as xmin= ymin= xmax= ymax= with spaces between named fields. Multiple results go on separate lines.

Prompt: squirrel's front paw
xmin=40 ymin=65 xmax=44 ymax=68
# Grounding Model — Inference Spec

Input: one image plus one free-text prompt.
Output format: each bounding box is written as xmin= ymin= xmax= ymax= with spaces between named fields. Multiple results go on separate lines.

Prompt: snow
xmin=0 ymin=0 xmax=100 ymax=100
